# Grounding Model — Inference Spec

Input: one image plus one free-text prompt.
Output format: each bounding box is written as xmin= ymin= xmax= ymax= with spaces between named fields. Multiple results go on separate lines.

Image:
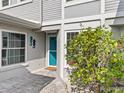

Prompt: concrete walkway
xmin=35 ymin=69 xmax=68 ymax=93
xmin=0 ymin=67 xmax=55 ymax=93
xmin=40 ymin=78 xmax=68 ymax=93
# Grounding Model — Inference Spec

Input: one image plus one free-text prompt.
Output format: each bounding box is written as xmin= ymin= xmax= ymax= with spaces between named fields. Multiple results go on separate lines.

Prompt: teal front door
xmin=49 ymin=37 xmax=57 ymax=66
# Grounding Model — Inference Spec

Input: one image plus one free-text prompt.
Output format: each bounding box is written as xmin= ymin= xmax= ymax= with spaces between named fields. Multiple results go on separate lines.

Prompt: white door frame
xmin=46 ymin=33 xmax=57 ymax=67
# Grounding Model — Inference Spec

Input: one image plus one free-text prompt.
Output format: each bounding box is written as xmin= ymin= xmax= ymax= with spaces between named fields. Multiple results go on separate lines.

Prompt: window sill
xmin=65 ymin=0 xmax=97 ymax=7
xmin=0 ymin=0 xmax=33 ymax=11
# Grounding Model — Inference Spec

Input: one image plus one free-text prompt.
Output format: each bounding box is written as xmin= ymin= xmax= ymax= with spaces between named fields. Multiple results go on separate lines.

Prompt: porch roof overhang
xmin=0 ymin=12 xmax=41 ymax=29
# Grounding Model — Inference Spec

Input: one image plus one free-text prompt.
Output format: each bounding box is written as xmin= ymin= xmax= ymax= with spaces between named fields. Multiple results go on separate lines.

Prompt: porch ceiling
xmin=0 ymin=12 xmax=41 ymax=29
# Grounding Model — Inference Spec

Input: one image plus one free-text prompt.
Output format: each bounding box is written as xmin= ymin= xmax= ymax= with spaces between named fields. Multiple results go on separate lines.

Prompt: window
xmin=2 ymin=0 xmax=9 ymax=7
xmin=2 ymin=32 xmax=25 ymax=66
xmin=66 ymin=32 xmax=78 ymax=46
xmin=0 ymin=0 xmax=32 ymax=9
xmin=65 ymin=32 xmax=79 ymax=66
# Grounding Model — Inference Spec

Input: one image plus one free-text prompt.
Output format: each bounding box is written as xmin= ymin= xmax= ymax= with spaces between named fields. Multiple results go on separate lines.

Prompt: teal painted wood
xmin=49 ymin=37 xmax=57 ymax=66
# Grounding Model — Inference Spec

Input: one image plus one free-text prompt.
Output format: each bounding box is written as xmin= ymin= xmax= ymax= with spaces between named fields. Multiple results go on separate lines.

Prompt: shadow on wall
xmin=111 ymin=0 xmax=124 ymax=25
xmin=0 ymin=66 xmax=55 ymax=93
xmin=107 ymin=0 xmax=124 ymax=39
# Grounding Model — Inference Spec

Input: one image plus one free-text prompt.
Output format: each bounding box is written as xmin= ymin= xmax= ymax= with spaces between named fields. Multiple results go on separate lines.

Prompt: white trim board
xmin=42 ymin=12 xmax=124 ymax=27
xmin=42 ymin=14 xmax=101 ymax=26
xmin=64 ymin=15 xmax=101 ymax=23
xmin=65 ymin=0 xmax=97 ymax=7
xmin=64 ymin=20 xmax=101 ymax=31
xmin=42 ymin=20 xmax=61 ymax=26
xmin=105 ymin=12 xmax=124 ymax=19
xmin=42 ymin=25 xmax=61 ymax=31
xmin=0 ymin=12 xmax=40 ymax=29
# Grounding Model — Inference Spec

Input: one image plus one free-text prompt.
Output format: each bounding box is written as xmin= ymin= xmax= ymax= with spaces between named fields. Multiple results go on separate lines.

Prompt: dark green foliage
xmin=66 ymin=27 xmax=124 ymax=93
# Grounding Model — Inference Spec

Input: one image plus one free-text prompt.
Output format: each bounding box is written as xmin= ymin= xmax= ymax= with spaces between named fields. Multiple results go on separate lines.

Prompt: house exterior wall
xmin=64 ymin=20 xmax=101 ymax=31
xmin=105 ymin=0 xmax=124 ymax=13
xmin=111 ymin=26 xmax=121 ymax=40
xmin=0 ymin=23 xmax=46 ymax=71
xmin=0 ymin=0 xmax=62 ymax=22
xmin=110 ymin=26 xmax=124 ymax=40
xmin=1 ymin=0 xmax=124 ymax=23
xmin=10 ymin=0 xmax=17 ymax=5
xmin=1 ymin=0 xmax=124 ymax=79
xmin=105 ymin=17 xmax=124 ymax=26
xmin=43 ymin=0 xmax=62 ymax=21
xmin=65 ymin=1 xmax=101 ymax=19
xmin=27 ymin=32 xmax=46 ymax=71
xmin=0 ymin=0 xmax=41 ymax=22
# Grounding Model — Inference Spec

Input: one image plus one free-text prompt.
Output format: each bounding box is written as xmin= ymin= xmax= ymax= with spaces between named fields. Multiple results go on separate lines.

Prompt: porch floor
xmin=0 ymin=67 xmax=56 ymax=93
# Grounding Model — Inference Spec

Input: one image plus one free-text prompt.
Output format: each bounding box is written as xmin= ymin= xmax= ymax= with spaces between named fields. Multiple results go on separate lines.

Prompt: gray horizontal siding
xmin=27 ymin=32 xmax=45 ymax=61
xmin=1 ymin=0 xmax=41 ymax=22
xmin=10 ymin=0 xmax=17 ymax=5
xmin=43 ymin=0 xmax=61 ymax=21
xmin=105 ymin=0 xmax=124 ymax=13
xmin=65 ymin=1 xmax=100 ymax=19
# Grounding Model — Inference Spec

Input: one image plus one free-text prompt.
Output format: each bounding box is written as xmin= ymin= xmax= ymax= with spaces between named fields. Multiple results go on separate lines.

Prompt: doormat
xmin=46 ymin=67 xmax=57 ymax=71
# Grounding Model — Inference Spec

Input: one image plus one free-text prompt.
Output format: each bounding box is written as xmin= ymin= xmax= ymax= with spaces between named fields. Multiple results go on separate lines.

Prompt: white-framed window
xmin=64 ymin=31 xmax=79 ymax=66
xmin=2 ymin=0 xmax=9 ymax=7
xmin=66 ymin=32 xmax=79 ymax=46
xmin=66 ymin=0 xmax=96 ymax=7
xmin=2 ymin=31 xmax=26 ymax=66
xmin=0 ymin=0 xmax=32 ymax=10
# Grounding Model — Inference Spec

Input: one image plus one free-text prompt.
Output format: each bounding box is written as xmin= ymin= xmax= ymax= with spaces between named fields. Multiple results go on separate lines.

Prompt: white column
xmin=9 ymin=0 xmax=11 ymax=6
xmin=0 ymin=0 xmax=2 ymax=8
xmin=100 ymin=0 xmax=105 ymax=26
xmin=17 ymin=0 xmax=21 ymax=3
xmin=57 ymin=0 xmax=65 ymax=79
xmin=0 ymin=30 xmax=2 ymax=68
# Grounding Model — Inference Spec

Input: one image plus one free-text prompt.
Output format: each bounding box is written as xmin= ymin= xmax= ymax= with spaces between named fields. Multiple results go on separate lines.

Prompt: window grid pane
xmin=67 ymin=32 xmax=78 ymax=46
xmin=2 ymin=0 xmax=9 ymax=7
xmin=2 ymin=32 xmax=25 ymax=66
